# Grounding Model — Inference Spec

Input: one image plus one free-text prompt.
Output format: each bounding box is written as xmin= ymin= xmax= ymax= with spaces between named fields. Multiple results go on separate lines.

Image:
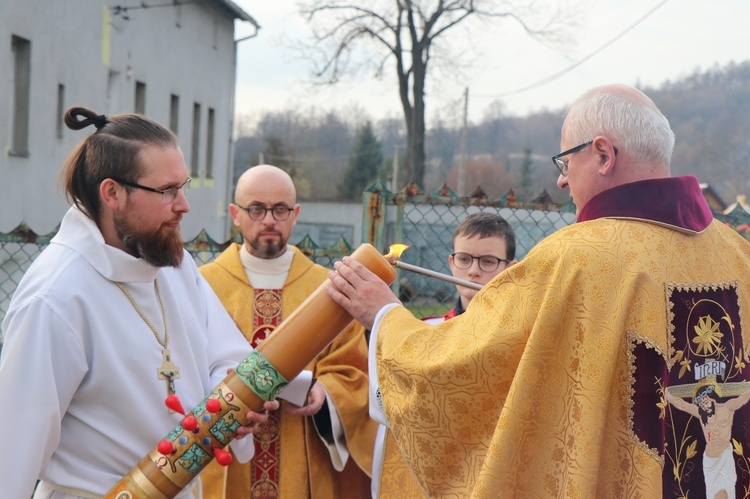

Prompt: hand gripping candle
xmin=106 ymin=243 xmax=396 ymax=499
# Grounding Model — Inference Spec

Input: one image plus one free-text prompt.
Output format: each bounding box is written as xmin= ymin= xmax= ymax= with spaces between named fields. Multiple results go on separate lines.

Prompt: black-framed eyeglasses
xmin=113 ymin=177 xmax=191 ymax=204
xmin=236 ymin=203 xmax=295 ymax=221
xmin=551 ymin=141 xmax=592 ymax=176
xmin=450 ymin=252 xmax=509 ymax=273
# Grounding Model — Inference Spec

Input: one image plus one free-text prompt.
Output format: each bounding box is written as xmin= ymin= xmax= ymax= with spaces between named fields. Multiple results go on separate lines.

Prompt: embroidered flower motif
xmin=256 ymin=370 xmax=274 ymax=387
xmin=685 ymin=440 xmax=698 ymax=459
xmin=657 ymin=396 xmax=668 ymax=419
xmin=692 ymin=315 xmax=723 ymax=355
xmin=672 ymin=349 xmax=692 ymax=378
xmin=735 ymin=349 xmax=746 ymax=371
xmin=679 ymin=356 xmax=692 ymax=379
xmin=733 ymin=438 xmax=743 ymax=456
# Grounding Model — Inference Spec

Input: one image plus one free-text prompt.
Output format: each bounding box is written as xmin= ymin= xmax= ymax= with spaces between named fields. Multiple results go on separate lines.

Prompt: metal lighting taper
xmin=105 ymin=243 xmax=396 ymax=499
xmin=392 ymin=260 xmax=483 ymax=291
xmin=386 ymin=244 xmax=483 ymax=291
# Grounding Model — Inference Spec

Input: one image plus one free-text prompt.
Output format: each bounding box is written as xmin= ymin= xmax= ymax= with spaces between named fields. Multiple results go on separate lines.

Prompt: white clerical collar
xmin=239 ymin=244 xmax=293 ymax=289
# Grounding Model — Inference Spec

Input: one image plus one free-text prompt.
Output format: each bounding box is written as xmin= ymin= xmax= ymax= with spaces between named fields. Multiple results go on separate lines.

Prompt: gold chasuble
xmin=200 ymin=244 xmax=376 ymax=498
xmin=378 ymin=429 xmax=425 ymax=498
xmin=375 ymin=176 xmax=750 ymax=497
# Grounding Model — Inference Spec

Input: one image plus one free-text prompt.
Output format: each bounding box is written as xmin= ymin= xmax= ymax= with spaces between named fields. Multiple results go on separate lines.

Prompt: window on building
xmin=206 ymin=108 xmax=215 ymax=179
xmin=11 ymin=35 xmax=31 ymax=157
xmin=213 ymin=19 xmax=219 ymax=50
xmin=170 ymin=94 xmax=179 ymax=134
xmin=135 ymin=81 xmax=146 ymax=114
xmin=56 ymin=84 xmax=65 ymax=139
xmin=107 ymin=70 xmax=121 ymax=115
xmin=191 ymin=103 xmax=201 ymax=177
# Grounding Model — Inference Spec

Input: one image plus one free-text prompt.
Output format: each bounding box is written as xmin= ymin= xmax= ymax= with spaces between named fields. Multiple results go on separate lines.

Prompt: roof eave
xmin=218 ymin=0 xmax=259 ymax=28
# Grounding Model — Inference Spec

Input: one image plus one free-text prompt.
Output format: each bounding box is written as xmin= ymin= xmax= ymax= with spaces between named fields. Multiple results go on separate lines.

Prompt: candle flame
xmin=384 ymin=244 xmax=409 ymax=262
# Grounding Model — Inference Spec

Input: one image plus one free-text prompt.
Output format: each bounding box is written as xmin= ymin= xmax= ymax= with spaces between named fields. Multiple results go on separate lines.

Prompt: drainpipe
xmin=224 ymin=18 xmax=260 ymax=241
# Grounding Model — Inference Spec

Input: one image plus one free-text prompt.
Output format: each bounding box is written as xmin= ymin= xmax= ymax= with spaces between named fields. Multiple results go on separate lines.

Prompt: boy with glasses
xmin=429 ymin=212 xmax=516 ymax=325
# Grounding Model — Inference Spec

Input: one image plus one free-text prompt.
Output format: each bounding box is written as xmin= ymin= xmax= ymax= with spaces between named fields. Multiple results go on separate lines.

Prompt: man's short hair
xmin=564 ymin=85 xmax=675 ymax=167
xmin=453 ymin=212 xmax=516 ymax=260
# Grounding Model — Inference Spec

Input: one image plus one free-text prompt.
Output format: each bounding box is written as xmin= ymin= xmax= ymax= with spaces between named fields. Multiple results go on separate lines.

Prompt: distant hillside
xmin=234 ymin=61 xmax=750 ymax=205
xmin=646 ymin=61 xmax=750 ymax=203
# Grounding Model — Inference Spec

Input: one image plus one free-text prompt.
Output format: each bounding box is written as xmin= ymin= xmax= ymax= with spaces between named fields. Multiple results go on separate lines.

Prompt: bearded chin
xmin=698 ymin=402 xmax=716 ymax=426
xmin=131 ymin=229 xmax=184 ymax=268
xmin=250 ymin=236 xmax=287 ymax=258
xmin=116 ymin=215 xmax=185 ymax=268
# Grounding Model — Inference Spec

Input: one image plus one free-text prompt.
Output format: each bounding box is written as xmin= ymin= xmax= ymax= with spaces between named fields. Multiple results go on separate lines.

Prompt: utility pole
xmin=458 ymin=87 xmax=469 ymax=196
xmin=391 ymin=143 xmax=399 ymax=191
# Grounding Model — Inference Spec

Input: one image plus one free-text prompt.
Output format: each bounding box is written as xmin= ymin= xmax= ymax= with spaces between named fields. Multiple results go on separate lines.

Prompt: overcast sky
xmin=232 ymin=0 xmax=750 ymax=126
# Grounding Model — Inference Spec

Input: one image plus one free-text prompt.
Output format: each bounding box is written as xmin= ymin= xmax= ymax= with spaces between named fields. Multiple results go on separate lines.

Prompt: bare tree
xmin=300 ymin=0 xmax=576 ymax=188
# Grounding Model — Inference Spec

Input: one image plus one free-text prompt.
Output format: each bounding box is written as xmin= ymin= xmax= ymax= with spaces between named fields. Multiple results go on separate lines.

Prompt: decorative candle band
xmin=105 ymin=243 xmax=397 ymax=499
xmin=235 ymin=350 xmax=289 ymax=401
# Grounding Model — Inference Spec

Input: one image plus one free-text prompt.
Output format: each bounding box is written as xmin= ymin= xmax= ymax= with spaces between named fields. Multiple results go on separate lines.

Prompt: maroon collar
xmin=577 ymin=175 xmax=713 ymax=233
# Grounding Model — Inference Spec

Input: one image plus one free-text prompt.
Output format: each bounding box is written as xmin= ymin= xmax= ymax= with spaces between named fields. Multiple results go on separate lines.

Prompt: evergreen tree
xmin=339 ymin=122 xmax=383 ymax=200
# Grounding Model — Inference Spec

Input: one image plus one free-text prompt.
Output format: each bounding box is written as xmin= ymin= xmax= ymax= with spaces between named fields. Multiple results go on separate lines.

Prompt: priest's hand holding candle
xmin=327 ymin=256 xmax=403 ymax=330
xmin=327 ymin=244 xmax=485 ymax=328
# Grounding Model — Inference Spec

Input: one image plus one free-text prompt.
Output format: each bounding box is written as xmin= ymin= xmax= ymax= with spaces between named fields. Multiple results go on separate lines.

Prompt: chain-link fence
xmin=2 ymin=184 xmax=749 ymax=349
xmin=363 ymin=182 xmax=578 ymax=318
xmin=0 ymin=227 xmax=346 ymax=332
xmin=0 ymin=226 xmax=56 ymax=328
xmin=366 ymin=182 xmax=750 ymax=319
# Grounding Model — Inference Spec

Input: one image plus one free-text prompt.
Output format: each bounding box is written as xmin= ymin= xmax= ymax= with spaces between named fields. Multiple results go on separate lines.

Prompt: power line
xmin=476 ymin=0 xmax=672 ymax=99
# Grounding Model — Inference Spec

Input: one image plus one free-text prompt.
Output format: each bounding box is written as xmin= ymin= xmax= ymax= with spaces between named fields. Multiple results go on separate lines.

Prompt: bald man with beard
xmin=200 ymin=165 xmax=377 ymax=498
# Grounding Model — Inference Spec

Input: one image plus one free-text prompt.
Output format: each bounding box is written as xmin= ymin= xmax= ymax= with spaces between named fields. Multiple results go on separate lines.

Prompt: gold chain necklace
xmin=115 ymin=278 xmax=181 ymax=402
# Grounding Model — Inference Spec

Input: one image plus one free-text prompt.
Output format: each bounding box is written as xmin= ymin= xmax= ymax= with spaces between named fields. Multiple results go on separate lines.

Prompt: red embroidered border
xmin=249 ymin=289 xmax=283 ymax=497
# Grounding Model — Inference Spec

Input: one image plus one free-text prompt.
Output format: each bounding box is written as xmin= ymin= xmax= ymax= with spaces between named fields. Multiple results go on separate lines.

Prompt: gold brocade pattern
xmin=377 ymin=429 xmax=425 ymax=498
xmin=377 ymin=218 xmax=750 ymax=498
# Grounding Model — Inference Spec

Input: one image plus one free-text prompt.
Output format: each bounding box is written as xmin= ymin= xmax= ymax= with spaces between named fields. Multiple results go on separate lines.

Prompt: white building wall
xmin=0 ymin=0 xmax=249 ymax=240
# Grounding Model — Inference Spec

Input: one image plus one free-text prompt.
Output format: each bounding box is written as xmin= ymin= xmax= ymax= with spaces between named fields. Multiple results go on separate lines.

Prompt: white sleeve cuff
xmin=229 ymin=435 xmax=255 ymax=463
xmin=315 ymin=385 xmax=349 ymax=472
xmin=277 ymin=370 xmax=316 ymax=407
xmin=368 ymin=303 xmax=402 ymax=427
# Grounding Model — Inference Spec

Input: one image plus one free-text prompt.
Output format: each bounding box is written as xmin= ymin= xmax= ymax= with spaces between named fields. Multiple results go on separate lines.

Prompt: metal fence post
xmin=361 ymin=181 xmax=389 ymax=251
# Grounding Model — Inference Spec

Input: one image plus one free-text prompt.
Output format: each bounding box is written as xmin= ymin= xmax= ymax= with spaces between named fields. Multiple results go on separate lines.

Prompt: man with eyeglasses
xmin=0 ymin=107 xmax=277 ymax=499
xmin=199 ymin=164 xmax=377 ymax=499
xmin=324 ymin=84 xmax=750 ymax=497
xmin=371 ymin=212 xmax=516 ymax=498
